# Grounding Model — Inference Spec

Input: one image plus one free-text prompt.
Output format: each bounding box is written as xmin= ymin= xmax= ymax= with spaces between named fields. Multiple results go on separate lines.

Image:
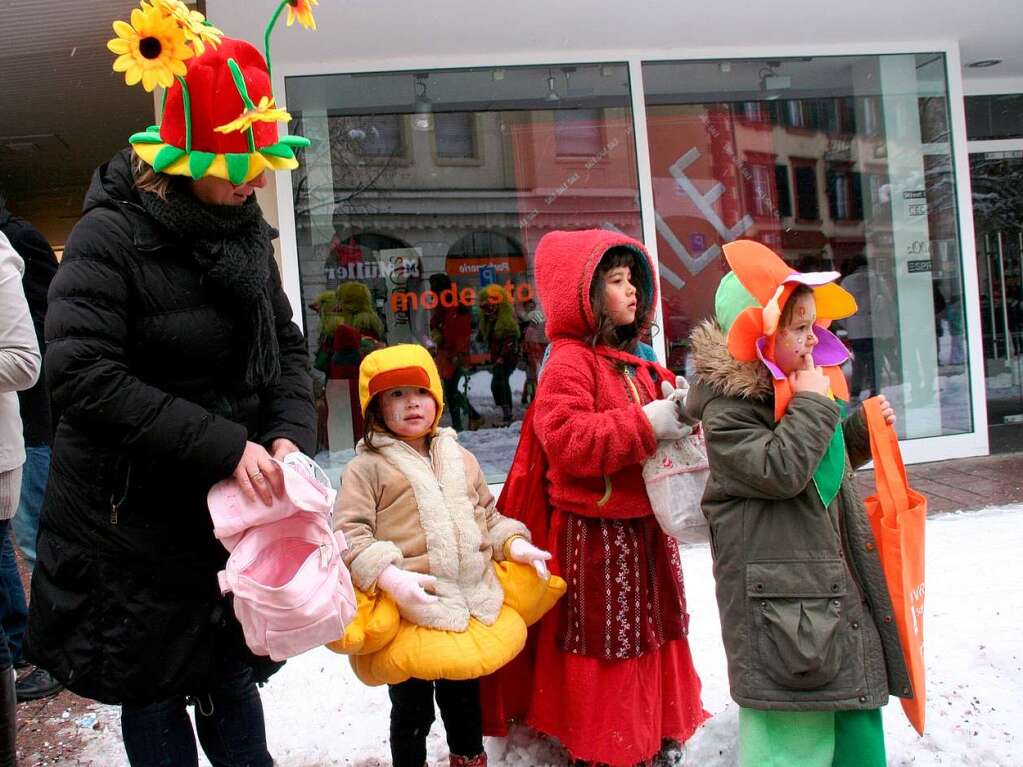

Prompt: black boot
xmin=15 ymin=666 xmax=62 ymax=702
xmin=0 ymin=666 xmax=16 ymax=767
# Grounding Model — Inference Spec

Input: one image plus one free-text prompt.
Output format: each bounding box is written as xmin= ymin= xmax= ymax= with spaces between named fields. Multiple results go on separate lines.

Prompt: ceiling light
xmin=412 ymin=73 xmax=433 ymax=132
xmin=545 ymin=69 xmax=561 ymax=102
xmin=968 ymin=59 xmax=1003 ymax=68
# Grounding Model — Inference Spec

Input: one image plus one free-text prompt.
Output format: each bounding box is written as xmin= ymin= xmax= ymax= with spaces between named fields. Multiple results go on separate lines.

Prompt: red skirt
xmin=524 ymin=615 xmax=710 ymax=765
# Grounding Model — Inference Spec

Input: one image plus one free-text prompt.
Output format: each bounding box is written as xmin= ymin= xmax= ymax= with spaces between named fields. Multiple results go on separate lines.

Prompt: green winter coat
xmin=686 ymin=321 xmax=912 ymax=711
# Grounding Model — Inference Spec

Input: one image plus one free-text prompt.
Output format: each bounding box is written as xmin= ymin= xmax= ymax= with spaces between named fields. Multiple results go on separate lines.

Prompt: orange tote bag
xmin=862 ymin=396 xmax=927 ymax=735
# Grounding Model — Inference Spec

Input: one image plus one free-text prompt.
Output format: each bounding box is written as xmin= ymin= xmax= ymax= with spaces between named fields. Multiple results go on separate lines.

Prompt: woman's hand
xmin=876 ymin=394 xmax=897 ymax=426
xmin=507 ymin=537 xmax=552 ymax=578
xmin=270 ymin=438 xmax=301 ymax=460
xmin=233 ymin=441 xmax=284 ymax=506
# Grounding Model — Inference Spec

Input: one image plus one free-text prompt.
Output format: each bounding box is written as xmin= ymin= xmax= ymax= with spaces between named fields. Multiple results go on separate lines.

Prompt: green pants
xmin=739 ymin=707 xmax=886 ymax=767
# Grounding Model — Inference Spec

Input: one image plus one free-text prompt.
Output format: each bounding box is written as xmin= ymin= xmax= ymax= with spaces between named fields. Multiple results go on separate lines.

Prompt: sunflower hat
xmin=714 ymin=240 xmax=859 ymax=504
xmin=108 ymin=0 xmax=320 ymax=185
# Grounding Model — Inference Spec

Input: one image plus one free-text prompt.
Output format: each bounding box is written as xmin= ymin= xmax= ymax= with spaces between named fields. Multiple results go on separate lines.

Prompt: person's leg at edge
xmin=0 ymin=514 xmax=16 ymax=767
xmin=121 ymin=696 xmax=199 ymax=767
xmin=831 ymin=708 xmax=886 ymax=767
xmin=0 ymin=534 xmax=26 ymax=668
xmin=12 ymin=445 xmax=49 ymax=570
xmin=389 ymin=677 xmax=436 ymax=767
xmin=738 ymin=707 xmax=836 ymax=767
xmin=436 ymin=678 xmax=485 ymax=764
xmin=192 ymin=661 xmax=272 ymax=767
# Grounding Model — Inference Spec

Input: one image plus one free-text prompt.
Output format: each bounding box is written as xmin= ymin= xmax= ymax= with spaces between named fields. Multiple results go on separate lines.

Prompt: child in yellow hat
xmin=331 ymin=344 xmax=563 ymax=767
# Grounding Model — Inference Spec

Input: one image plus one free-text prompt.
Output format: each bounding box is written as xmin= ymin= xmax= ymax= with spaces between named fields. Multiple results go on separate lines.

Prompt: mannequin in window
xmin=324 ymin=281 xmax=385 ymax=450
xmin=478 ymin=283 xmax=521 ymax=425
xmin=429 ymin=274 xmax=481 ymax=431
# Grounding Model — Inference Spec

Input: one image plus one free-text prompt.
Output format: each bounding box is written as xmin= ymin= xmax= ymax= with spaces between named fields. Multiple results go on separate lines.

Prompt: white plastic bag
xmin=643 ymin=428 xmax=710 ymax=545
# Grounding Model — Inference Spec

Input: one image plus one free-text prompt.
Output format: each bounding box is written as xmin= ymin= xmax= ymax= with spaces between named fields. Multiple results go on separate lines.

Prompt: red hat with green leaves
xmin=108 ymin=0 xmax=319 ymax=184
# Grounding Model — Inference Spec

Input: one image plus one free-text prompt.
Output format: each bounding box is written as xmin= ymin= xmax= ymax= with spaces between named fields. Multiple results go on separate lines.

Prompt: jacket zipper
xmin=109 ymin=463 xmax=132 ymax=525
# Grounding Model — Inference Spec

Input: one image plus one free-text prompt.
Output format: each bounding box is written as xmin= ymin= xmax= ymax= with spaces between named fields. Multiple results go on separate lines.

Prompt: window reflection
xmin=286 ymin=64 xmax=640 ymax=479
xmin=643 ymin=54 xmax=970 ymax=439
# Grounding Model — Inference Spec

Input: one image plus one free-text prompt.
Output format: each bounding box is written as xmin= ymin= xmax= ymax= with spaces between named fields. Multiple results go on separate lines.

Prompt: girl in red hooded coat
xmin=490 ymin=230 xmax=709 ymax=764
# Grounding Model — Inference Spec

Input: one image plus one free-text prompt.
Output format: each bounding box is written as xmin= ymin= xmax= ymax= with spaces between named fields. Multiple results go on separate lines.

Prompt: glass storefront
xmin=642 ymin=53 xmax=971 ymax=440
xmin=285 ymin=52 xmax=974 ymax=479
xmin=969 ymin=147 xmax=1023 ymax=450
xmin=285 ymin=64 xmax=640 ymax=478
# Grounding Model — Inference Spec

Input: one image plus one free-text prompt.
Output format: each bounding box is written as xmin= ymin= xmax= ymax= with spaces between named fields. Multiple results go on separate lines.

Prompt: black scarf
xmin=139 ymin=183 xmax=282 ymax=388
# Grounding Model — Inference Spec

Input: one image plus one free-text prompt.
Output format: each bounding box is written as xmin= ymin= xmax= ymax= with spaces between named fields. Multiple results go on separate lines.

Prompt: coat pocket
xmin=747 ymin=560 xmax=847 ymax=691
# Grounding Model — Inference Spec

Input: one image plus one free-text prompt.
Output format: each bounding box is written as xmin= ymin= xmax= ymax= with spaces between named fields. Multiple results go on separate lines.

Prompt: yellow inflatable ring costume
xmin=328 ymin=561 xmax=566 ymax=686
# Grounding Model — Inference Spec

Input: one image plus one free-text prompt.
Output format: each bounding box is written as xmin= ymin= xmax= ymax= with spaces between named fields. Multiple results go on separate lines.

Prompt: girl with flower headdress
xmin=23 ymin=3 xmax=320 ymax=765
xmin=686 ymin=240 xmax=912 ymax=767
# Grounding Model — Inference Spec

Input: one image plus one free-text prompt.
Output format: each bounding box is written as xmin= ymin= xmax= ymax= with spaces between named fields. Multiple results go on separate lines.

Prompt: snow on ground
xmin=71 ymin=505 xmax=1022 ymax=766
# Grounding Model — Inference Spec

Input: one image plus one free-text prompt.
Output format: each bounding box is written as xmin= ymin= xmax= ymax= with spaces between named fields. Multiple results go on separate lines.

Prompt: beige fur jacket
xmin=334 ymin=427 xmax=529 ymax=631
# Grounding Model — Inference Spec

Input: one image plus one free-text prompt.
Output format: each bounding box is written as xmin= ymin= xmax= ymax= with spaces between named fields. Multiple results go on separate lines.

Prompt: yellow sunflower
xmin=215 ymin=97 xmax=293 ymax=135
xmin=145 ymin=0 xmax=223 ymax=55
xmin=285 ymin=0 xmax=319 ymax=30
xmin=107 ymin=4 xmax=194 ymax=92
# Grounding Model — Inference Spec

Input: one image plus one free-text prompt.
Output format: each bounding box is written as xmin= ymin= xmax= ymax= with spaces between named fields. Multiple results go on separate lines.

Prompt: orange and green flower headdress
xmin=714 ymin=239 xmax=859 ymax=506
xmin=108 ymin=0 xmax=319 ymax=184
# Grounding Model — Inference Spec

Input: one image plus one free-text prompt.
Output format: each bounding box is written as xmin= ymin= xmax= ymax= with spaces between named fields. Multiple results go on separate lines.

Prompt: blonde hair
xmin=131 ymin=151 xmax=173 ymax=200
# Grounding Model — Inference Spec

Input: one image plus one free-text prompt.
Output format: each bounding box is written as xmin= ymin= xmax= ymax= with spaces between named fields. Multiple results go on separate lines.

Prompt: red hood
xmin=535 ymin=229 xmax=659 ymax=342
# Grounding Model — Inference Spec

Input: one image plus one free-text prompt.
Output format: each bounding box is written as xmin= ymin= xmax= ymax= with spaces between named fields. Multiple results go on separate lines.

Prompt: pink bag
xmin=208 ymin=454 xmax=357 ymax=661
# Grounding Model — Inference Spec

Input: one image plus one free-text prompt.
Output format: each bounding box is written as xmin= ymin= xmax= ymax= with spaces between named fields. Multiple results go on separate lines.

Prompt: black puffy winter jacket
xmin=24 ymin=149 xmax=316 ymax=705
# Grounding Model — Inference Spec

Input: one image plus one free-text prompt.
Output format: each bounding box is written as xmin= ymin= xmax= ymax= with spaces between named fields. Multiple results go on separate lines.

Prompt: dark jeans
xmin=0 ymin=521 xmax=14 ymax=671
xmin=388 ymin=677 xmax=483 ymax=767
xmin=13 ymin=445 xmax=49 ymax=570
xmin=120 ymin=659 xmax=272 ymax=767
xmin=0 ymin=530 xmax=27 ymax=667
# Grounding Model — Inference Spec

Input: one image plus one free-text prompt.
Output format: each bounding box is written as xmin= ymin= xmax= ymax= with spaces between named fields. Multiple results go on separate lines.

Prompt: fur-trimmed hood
xmin=686 ymin=319 xmax=773 ymax=421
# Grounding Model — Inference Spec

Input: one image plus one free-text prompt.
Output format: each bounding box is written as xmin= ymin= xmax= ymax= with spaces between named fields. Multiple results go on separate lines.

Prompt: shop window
xmin=835 ymin=97 xmax=857 ymax=135
xmin=966 ymin=94 xmax=1023 ymax=141
xmin=642 ymin=53 xmax=970 ymax=439
xmin=287 ymin=63 xmax=639 ymax=479
xmin=739 ymin=101 xmax=769 ymax=125
xmin=341 ymin=114 xmax=409 ymax=160
xmin=742 ymin=153 xmax=777 ymax=220
xmin=774 ymin=165 xmax=792 ymax=218
xmin=433 ymin=112 xmax=481 ymax=163
xmin=555 ymin=108 xmax=605 ymax=158
xmin=826 ymin=163 xmax=864 ymax=222
xmin=792 ymin=159 xmax=820 ymax=221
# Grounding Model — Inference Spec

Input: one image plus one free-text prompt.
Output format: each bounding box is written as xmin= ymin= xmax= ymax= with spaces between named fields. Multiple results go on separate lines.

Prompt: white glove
xmin=642 ymin=382 xmax=690 ymax=441
xmin=507 ymin=537 xmax=552 ymax=578
xmin=669 ymin=375 xmax=700 ymax=428
xmin=376 ymin=565 xmax=438 ymax=607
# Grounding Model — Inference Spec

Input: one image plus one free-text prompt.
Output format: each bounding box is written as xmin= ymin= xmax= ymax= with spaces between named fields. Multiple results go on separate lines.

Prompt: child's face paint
xmin=380 ymin=386 xmax=437 ymax=439
xmin=774 ymin=291 xmax=819 ymax=374
xmin=601 ymin=266 xmax=639 ymax=327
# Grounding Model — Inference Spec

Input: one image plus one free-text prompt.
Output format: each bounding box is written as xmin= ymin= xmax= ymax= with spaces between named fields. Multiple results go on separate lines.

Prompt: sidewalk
xmin=14 ymin=451 xmax=1023 ymax=765
xmin=853 ymin=451 xmax=1023 ymax=514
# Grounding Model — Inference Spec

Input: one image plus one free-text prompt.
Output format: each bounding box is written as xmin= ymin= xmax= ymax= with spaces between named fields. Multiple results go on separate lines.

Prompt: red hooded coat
xmin=483 ymin=230 xmax=708 ymax=765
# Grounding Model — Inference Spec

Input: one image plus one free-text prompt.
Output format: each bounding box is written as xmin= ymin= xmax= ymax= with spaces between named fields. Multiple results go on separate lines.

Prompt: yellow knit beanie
xmin=358 ymin=345 xmax=445 ymax=431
